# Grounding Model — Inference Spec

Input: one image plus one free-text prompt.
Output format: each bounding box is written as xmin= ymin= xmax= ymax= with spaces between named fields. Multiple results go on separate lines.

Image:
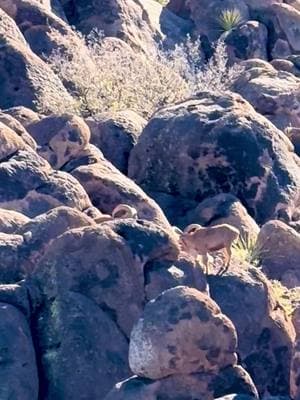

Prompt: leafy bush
xmin=41 ymin=29 xmax=244 ymax=118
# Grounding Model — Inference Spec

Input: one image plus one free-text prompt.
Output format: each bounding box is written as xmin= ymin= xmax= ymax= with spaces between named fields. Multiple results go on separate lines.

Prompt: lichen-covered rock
xmin=257 ymin=220 xmax=300 ymax=288
xmin=86 ymin=110 xmax=146 ymax=174
xmin=224 ymin=21 xmax=268 ymax=63
xmin=0 ymin=302 xmax=38 ymax=399
xmin=17 ymin=206 xmax=95 ymax=271
xmin=28 ymin=114 xmax=91 ymax=169
xmin=183 ymin=193 xmax=259 ymax=241
xmin=104 ymin=366 xmax=258 ymax=400
xmin=129 ymin=286 xmax=238 ymax=379
xmin=0 ymin=0 xmax=88 ymax=61
xmin=0 ymin=111 xmax=36 ymax=149
xmin=0 ymin=233 xmax=24 ymax=283
xmin=60 ymin=0 xmax=192 ymax=53
xmin=233 ymin=60 xmax=300 ymax=131
xmin=129 ymin=91 xmax=300 ymax=225
xmin=0 ymin=6 xmax=27 ymax=44
xmin=3 ymin=106 xmax=40 ymax=128
xmin=0 ymin=208 xmax=30 ymax=234
xmin=144 ymin=256 xmax=208 ymax=301
xmin=36 ymin=291 xmax=130 ymax=400
xmin=286 ymin=127 xmax=300 ymax=156
xmin=258 ymin=3 xmax=300 ymax=54
xmin=208 ymin=267 xmax=295 ymax=397
xmin=0 ymin=127 xmax=92 ymax=217
xmin=0 ymin=36 xmax=73 ymax=111
xmin=0 ymin=283 xmax=31 ymax=318
xmin=167 ymin=0 xmax=249 ymax=41
xmin=0 ymin=148 xmax=92 ymax=217
xmin=70 ymin=147 xmax=172 ymax=229
xmin=0 ymin=121 xmax=27 ymax=160
xmin=33 ymin=221 xmax=179 ymax=337
xmin=271 ymin=59 xmax=300 ymax=77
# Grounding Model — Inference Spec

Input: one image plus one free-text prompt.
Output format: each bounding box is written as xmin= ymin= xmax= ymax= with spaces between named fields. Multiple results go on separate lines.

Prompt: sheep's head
xmin=112 ymin=204 xmax=138 ymax=219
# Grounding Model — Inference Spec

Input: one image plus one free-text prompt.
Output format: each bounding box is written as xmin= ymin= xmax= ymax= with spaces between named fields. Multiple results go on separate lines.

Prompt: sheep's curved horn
xmin=183 ymin=223 xmax=202 ymax=234
xmin=112 ymin=204 xmax=138 ymax=219
xmin=172 ymin=226 xmax=183 ymax=235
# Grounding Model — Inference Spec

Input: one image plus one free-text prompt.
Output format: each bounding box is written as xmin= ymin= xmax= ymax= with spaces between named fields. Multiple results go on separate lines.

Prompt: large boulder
xmin=0 ymin=208 xmax=29 ymax=234
xmin=106 ymin=286 xmax=258 ymax=400
xmin=0 ymin=302 xmax=38 ymax=400
xmin=17 ymin=206 xmax=95 ymax=271
xmin=27 ymin=113 xmax=171 ymax=228
xmin=167 ymin=0 xmax=249 ymax=41
xmin=0 ymin=6 xmax=26 ymax=44
xmin=233 ymin=60 xmax=300 ymax=131
xmin=256 ymin=220 xmax=300 ymax=287
xmin=0 ymin=36 xmax=74 ymax=112
xmin=27 ymin=114 xmax=91 ymax=169
xmin=3 ymin=106 xmax=41 ymax=128
xmin=104 ymin=366 xmax=258 ymax=400
xmin=183 ymin=193 xmax=260 ymax=241
xmin=208 ymin=267 xmax=296 ymax=397
xmin=31 ymin=221 xmax=180 ymax=398
xmin=0 ymin=148 xmax=92 ymax=217
xmin=144 ymin=255 xmax=208 ymax=301
xmin=0 ymin=0 xmax=88 ymax=60
xmin=60 ymin=0 xmax=192 ymax=52
xmin=71 ymin=150 xmax=172 ymax=229
xmin=33 ymin=221 xmax=180 ymax=337
xmin=224 ymin=21 xmax=268 ymax=63
xmin=86 ymin=110 xmax=146 ymax=174
xmin=0 ymin=111 xmax=36 ymax=149
xmin=254 ymin=3 xmax=300 ymax=55
xmin=129 ymin=91 xmax=300 ymax=225
xmin=0 ymin=233 xmax=24 ymax=283
xmin=36 ymin=291 xmax=130 ymax=400
xmin=129 ymin=286 xmax=238 ymax=379
xmin=0 ymin=124 xmax=93 ymax=217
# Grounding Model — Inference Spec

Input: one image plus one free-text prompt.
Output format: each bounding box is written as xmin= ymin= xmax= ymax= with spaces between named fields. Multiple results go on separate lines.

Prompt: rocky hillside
xmin=0 ymin=0 xmax=300 ymax=399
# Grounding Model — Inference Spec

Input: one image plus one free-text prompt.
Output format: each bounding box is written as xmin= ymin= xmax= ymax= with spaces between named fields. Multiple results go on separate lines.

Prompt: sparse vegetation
xmin=270 ymin=280 xmax=300 ymax=316
xmin=41 ymin=29 xmax=244 ymax=118
xmin=217 ymin=8 xmax=243 ymax=32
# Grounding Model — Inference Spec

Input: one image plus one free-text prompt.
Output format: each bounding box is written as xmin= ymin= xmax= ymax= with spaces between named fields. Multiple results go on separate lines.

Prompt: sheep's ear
xmin=172 ymin=226 xmax=183 ymax=235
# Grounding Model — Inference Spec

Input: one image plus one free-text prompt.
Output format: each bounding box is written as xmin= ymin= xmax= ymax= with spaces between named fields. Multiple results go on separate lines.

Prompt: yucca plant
xmin=217 ymin=8 xmax=243 ymax=32
xmin=232 ymin=235 xmax=265 ymax=267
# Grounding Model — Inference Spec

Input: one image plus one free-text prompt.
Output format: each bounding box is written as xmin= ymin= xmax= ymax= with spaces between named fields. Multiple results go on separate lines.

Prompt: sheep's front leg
xmin=202 ymin=253 xmax=209 ymax=275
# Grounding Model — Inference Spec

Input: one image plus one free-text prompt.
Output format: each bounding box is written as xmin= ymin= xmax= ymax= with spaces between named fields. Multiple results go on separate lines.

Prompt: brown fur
xmin=180 ymin=223 xmax=239 ymax=274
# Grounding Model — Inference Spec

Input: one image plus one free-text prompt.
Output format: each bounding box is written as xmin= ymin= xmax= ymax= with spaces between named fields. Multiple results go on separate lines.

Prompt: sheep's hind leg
xmin=222 ymin=246 xmax=232 ymax=274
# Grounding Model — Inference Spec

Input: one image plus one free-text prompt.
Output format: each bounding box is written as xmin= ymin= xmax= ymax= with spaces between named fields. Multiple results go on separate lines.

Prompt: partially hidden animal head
xmin=112 ymin=204 xmax=138 ymax=219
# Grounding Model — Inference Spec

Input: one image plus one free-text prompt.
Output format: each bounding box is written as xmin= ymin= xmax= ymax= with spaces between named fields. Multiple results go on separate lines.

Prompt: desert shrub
xmin=42 ymin=29 xmax=244 ymax=118
xmin=217 ymin=8 xmax=243 ymax=32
